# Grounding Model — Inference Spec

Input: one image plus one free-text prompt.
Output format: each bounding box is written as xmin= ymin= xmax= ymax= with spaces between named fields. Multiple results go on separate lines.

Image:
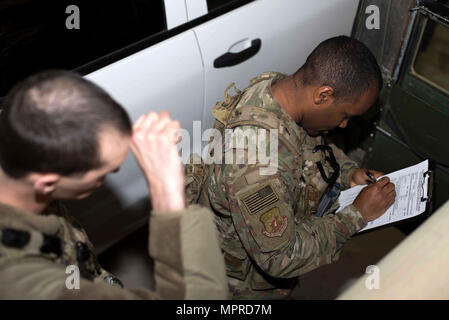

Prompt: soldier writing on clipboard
xmin=186 ymin=36 xmax=396 ymax=299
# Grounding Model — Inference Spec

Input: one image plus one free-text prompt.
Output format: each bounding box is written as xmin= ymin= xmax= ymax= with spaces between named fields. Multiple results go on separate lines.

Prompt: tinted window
xmin=0 ymin=0 xmax=166 ymax=97
xmin=207 ymin=0 xmax=234 ymax=11
xmin=413 ymin=19 xmax=449 ymax=94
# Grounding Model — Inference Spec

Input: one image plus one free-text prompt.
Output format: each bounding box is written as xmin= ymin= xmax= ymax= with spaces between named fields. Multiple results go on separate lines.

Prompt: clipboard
xmin=359 ymin=167 xmax=434 ymax=234
xmin=337 ymin=160 xmax=433 ymax=233
xmin=421 ymin=169 xmax=434 ymax=217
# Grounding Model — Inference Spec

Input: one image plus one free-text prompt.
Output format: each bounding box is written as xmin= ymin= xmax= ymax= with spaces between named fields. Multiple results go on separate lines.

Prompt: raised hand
xmin=131 ymin=111 xmax=185 ymax=212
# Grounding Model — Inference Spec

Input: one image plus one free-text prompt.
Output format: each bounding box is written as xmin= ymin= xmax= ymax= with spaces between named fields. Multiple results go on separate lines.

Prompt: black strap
xmin=1 ymin=228 xmax=30 ymax=248
xmin=75 ymin=241 xmax=91 ymax=262
xmin=40 ymin=234 xmax=62 ymax=256
xmin=1 ymin=228 xmax=61 ymax=256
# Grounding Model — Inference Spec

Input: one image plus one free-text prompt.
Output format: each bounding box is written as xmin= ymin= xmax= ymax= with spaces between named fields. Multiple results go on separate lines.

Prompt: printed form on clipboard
xmin=336 ymin=160 xmax=432 ymax=232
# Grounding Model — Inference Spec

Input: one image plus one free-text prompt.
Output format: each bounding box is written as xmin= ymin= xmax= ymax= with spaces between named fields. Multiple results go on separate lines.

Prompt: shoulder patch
xmin=236 ymin=181 xmax=294 ymax=253
xmin=241 ymin=185 xmax=279 ymax=215
xmin=260 ymin=208 xmax=288 ymax=238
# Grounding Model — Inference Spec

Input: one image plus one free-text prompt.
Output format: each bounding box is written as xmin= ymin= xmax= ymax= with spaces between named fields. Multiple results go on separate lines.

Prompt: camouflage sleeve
xmin=0 ymin=206 xmax=228 ymax=300
xmin=220 ymin=141 xmax=366 ymax=279
xmin=328 ymin=142 xmax=359 ymax=190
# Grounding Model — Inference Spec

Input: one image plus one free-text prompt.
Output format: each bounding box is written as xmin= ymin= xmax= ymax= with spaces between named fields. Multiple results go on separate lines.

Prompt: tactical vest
xmin=199 ymin=73 xmax=333 ymax=217
xmin=0 ymin=203 xmax=123 ymax=288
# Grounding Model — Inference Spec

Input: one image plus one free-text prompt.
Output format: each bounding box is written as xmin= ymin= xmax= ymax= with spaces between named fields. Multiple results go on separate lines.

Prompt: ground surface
xmin=99 ymin=224 xmax=406 ymax=299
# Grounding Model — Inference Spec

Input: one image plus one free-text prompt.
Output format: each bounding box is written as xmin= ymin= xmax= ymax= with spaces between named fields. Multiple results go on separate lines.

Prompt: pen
xmin=365 ymin=170 xmax=376 ymax=184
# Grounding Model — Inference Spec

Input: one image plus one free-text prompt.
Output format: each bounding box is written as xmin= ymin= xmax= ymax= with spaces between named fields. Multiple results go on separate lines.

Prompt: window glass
xmin=0 ymin=0 xmax=166 ymax=97
xmin=413 ymin=19 xmax=449 ymax=94
xmin=207 ymin=0 xmax=234 ymax=11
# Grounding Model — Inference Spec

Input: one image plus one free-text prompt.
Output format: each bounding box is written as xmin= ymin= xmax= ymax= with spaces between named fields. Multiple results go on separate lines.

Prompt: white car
xmin=0 ymin=0 xmax=359 ymax=251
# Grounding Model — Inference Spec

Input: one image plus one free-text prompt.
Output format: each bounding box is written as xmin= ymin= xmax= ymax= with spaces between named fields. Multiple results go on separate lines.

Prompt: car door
xmin=72 ymin=4 xmax=206 ymax=251
xmin=186 ymin=0 xmax=360 ymax=132
xmin=0 ymin=0 xmax=204 ymax=251
xmin=81 ymin=39 xmax=204 ymax=251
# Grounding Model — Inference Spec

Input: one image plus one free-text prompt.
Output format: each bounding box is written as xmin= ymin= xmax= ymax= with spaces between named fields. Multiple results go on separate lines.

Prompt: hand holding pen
xmin=365 ymin=170 xmax=377 ymax=184
xmin=349 ymin=168 xmax=384 ymax=187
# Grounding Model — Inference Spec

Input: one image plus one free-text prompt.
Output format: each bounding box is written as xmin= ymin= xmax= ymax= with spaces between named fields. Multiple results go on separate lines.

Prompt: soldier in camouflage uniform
xmin=0 ymin=70 xmax=227 ymax=299
xmin=186 ymin=36 xmax=396 ymax=299
xmin=0 ymin=197 xmax=226 ymax=299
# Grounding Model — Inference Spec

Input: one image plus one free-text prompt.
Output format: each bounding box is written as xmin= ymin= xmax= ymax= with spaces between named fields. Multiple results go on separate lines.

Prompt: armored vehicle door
xmin=350 ymin=0 xmax=449 ymax=232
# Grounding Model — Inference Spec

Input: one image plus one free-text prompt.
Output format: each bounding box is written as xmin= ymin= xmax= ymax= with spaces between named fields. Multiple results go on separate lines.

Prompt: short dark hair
xmin=297 ymin=35 xmax=382 ymax=102
xmin=0 ymin=70 xmax=132 ymax=178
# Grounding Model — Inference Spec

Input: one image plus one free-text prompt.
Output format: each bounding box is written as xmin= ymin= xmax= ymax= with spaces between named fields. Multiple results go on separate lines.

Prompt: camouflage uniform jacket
xmin=200 ymin=72 xmax=367 ymax=299
xmin=0 ymin=201 xmax=227 ymax=299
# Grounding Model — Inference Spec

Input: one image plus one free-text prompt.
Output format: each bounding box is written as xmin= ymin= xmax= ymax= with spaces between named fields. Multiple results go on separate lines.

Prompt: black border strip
xmin=74 ymin=0 xmax=255 ymax=75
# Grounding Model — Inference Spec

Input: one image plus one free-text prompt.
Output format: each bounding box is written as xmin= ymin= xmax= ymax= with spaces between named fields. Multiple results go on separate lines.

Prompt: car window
xmin=0 ymin=0 xmax=166 ymax=97
xmin=207 ymin=0 xmax=234 ymax=11
xmin=413 ymin=19 xmax=449 ymax=95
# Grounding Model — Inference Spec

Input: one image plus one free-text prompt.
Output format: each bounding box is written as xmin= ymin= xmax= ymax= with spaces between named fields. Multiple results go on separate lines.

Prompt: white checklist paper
xmin=336 ymin=160 xmax=430 ymax=232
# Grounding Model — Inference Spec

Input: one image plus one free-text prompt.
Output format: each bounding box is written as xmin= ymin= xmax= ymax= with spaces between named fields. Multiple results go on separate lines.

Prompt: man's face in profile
xmin=50 ymin=129 xmax=131 ymax=199
xmin=300 ymin=85 xmax=379 ymax=136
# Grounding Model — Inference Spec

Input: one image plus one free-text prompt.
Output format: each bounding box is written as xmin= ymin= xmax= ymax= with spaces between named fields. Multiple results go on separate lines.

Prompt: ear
xmin=313 ymin=86 xmax=335 ymax=106
xmin=30 ymin=173 xmax=61 ymax=196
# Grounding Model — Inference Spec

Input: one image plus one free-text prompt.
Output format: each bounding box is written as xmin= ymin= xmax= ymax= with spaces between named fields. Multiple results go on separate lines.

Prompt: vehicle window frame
xmin=399 ymin=12 xmax=449 ymax=116
xmin=0 ymin=0 xmax=169 ymax=99
xmin=76 ymin=0 xmax=254 ymax=73
xmin=0 ymin=0 xmax=255 ymax=103
xmin=207 ymin=0 xmax=237 ymax=12
xmin=409 ymin=17 xmax=449 ymax=96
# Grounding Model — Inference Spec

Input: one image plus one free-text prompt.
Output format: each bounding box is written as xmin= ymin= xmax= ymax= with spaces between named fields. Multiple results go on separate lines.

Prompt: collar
xmin=266 ymin=76 xmax=307 ymax=144
xmin=0 ymin=201 xmax=62 ymax=236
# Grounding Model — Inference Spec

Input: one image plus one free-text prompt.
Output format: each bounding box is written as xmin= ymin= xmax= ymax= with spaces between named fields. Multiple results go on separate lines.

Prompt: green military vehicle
xmin=342 ymin=0 xmax=449 ymax=233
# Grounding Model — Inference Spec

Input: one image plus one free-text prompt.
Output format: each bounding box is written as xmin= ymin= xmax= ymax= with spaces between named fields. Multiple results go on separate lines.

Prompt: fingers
xmin=354 ymin=169 xmax=399 ymax=220
xmin=132 ymin=111 xmax=179 ymax=141
xmin=142 ymin=112 xmax=160 ymax=133
xmin=133 ymin=111 xmax=171 ymax=130
xmin=130 ymin=112 xmax=185 ymax=212
xmin=386 ymin=190 xmax=396 ymax=206
xmin=374 ymin=177 xmax=396 ymax=204
xmin=132 ymin=112 xmax=157 ymax=141
xmin=151 ymin=113 xmax=172 ymax=134
xmin=380 ymin=181 xmax=396 ymax=210
xmin=371 ymin=170 xmax=385 ymax=179
xmin=375 ymin=176 xmax=390 ymax=187
xmin=383 ymin=182 xmax=396 ymax=194
xmin=159 ymin=110 xmax=171 ymax=119
xmin=133 ymin=114 xmax=146 ymax=130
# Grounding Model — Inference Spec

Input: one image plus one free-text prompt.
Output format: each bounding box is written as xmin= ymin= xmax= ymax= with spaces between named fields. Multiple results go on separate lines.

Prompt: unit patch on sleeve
xmin=260 ymin=207 xmax=288 ymax=238
xmin=236 ymin=180 xmax=294 ymax=252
